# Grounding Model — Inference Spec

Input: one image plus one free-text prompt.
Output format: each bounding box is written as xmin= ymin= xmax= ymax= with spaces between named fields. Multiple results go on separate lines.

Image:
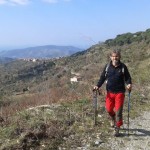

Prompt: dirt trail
xmin=100 ymin=111 xmax=150 ymax=150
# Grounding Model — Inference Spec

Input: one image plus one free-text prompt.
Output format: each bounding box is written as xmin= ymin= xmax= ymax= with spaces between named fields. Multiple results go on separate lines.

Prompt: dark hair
xmin=110 ymin=50 xmax=121 ymax=57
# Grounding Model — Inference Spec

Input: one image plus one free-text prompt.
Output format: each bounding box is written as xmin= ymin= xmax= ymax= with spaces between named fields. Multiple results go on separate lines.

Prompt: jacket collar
xmin=110 ymin=60 xmax=121 ymax=67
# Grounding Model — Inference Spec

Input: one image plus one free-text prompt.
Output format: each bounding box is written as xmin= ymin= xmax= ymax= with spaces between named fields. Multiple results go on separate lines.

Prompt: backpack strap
xmin=105 ymin=62 xmax=111 ymax=77
xmin=121 ymin=63 xmax=125 ymax=74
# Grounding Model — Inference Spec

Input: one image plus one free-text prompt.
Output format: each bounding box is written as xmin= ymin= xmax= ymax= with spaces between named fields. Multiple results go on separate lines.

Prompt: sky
xmin=0 ymin=0 xmax=150 ymax=50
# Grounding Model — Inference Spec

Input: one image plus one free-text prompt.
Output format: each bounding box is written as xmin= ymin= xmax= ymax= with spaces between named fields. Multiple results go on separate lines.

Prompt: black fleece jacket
xmin=97 ymin=61 xmax=132 ymax=93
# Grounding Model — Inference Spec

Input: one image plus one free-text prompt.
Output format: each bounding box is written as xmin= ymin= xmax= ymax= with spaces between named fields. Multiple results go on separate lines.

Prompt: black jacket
xmin=97 ymin=61 xmax=132 ymax=93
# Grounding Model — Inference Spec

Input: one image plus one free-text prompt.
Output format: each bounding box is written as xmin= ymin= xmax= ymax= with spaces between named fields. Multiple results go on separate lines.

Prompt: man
xmin=94 ymin=50 xmax=132 ymax=136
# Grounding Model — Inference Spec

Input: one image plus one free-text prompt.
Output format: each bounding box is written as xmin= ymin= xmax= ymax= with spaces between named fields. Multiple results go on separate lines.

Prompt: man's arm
xmin=96 ymin=65 xmax=107 ymax=88
xmin=124 ymin=65 xmax=132 ymax=91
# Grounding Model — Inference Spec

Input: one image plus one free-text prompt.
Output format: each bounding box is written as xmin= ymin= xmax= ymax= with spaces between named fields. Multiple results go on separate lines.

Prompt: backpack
xmin=105 ymin=62 xmax=125 ymax=77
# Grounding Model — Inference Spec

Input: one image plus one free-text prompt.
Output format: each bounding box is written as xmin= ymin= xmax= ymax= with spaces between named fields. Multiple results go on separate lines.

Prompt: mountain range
xmin=0 ymin=45 xmax=83 ymax=59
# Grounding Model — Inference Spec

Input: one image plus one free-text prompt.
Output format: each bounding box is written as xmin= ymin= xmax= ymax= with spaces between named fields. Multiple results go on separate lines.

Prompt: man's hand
xmin=93 ymin=86 xmax=103 ymax=95
xmin=93 ymin=86 xmax=99 ymax=90
xmin=126 ymin=84 xmax=132 ymax=92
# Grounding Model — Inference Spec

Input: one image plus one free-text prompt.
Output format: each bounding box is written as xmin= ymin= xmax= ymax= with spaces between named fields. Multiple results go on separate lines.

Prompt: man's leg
xmin=114 ymin=93 xmax=125 ymax=137
xmin=115 ymin=93 xmax=125 ymax=127
xmin=105 ymin=92 xmax=115 ymax=127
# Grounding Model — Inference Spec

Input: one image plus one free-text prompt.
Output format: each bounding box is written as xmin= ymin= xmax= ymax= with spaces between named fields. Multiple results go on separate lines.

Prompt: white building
xmin=70 ymin=76 xmax=82 ymax=84
xmin=70 ymin=77 xmax=78 ymax=83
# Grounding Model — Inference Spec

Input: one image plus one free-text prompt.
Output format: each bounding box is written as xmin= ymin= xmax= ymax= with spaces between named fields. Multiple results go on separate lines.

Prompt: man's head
xmin=110 ymin=50 xmax=121 ymax=66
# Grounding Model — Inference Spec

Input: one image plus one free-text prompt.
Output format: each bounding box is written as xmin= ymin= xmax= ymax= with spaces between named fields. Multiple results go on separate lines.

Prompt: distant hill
xmin=0 ymin=45 xmax=83 ymax=59
xmin=105 ymin=28 xmax=150 ymax=46
xmin=0 ymin=57 xmax=15 ymax=64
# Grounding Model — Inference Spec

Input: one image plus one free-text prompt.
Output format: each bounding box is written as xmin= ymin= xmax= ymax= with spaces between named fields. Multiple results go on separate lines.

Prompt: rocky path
xmin=99 ymin=111 xmax=150 ymax=150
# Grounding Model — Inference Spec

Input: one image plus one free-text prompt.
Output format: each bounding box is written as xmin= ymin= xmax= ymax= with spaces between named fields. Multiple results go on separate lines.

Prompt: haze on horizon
xmin=0 ymin=0 xmax=150 ymax=51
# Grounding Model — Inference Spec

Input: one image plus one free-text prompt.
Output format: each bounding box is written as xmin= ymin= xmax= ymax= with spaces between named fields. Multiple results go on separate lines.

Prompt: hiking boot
xmin=114 ymin=127 xmax=120 ymax=137
xmin=110 ymin=117 xmax=116 ymax=128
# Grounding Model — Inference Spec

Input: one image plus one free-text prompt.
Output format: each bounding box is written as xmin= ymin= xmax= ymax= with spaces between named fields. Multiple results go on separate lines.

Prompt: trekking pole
xmin=127 ymin=90 xmax=131 ymax=136
xmin=93 ymin=89 xmax=98 ymax=126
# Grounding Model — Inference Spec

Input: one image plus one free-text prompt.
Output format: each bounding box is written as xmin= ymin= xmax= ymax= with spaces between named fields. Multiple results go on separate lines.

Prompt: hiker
xmin=93 ymin=50 xmax=132 ymax=136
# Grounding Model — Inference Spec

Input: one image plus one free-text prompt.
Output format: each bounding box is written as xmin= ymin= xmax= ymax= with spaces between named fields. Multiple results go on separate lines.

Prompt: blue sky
xmin=0 ymin=0 xmax=150 ymax=50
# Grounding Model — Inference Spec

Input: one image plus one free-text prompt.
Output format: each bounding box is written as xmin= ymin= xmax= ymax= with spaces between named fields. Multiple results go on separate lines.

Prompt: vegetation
xmin=0 ymin=28 xmax=150 ymax=149
xmin=105 ymin=28 xmax=150 ymax=46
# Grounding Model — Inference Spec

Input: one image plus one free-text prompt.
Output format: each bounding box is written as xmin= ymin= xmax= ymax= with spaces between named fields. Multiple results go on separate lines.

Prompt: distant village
xmin=19 ymin=57 xmax=64 ymax=62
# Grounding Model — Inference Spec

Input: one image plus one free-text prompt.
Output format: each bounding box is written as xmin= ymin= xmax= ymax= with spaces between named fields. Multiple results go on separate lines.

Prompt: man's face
xmin=110 ymin=53 xmax=120 ymax=65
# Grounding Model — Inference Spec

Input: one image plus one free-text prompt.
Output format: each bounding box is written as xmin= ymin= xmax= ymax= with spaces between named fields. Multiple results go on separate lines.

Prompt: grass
xmin=0 ymin=89 xmax=149 ymax=150
xmin=0 ymin=98 xmax=110 ymax=149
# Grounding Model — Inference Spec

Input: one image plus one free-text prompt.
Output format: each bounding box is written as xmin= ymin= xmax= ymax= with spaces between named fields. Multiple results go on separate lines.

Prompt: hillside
xmin=0 ymin=45 xmax=82 ymax=59
xmin=0 ymin=29 xmax=150 ymax=149
xmin=0 ymin=57 xmax=15 ymax=64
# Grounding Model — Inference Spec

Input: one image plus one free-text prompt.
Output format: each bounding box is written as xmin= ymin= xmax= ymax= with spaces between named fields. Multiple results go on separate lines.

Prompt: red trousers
xmin=106 ymin=92 xmax=125 ymax=127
